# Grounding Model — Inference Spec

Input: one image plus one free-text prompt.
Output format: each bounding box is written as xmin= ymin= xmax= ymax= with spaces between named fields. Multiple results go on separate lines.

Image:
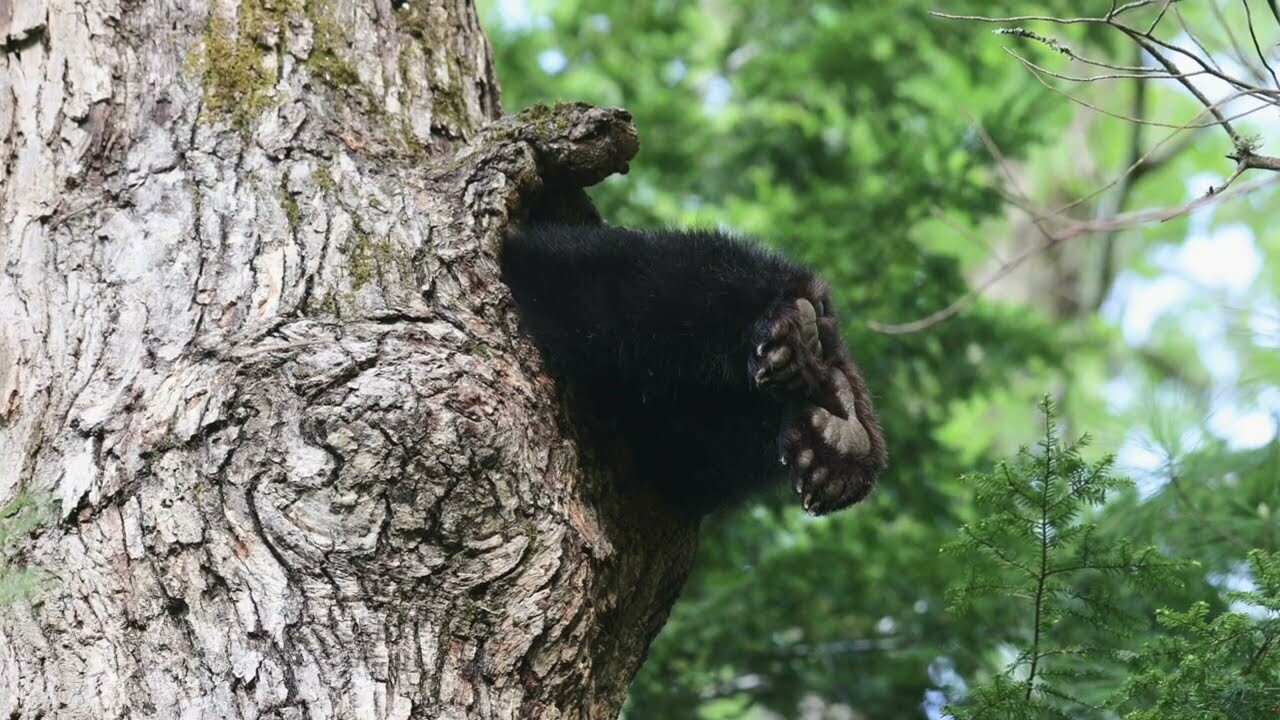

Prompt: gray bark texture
xmin=0 ymin=1 xmax=699 ymax=717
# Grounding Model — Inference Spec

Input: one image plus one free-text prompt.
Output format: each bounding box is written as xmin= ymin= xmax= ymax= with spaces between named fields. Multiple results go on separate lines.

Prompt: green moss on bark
xmin=305 ymin=0 xmax=360 ymax=88
xmin=281 ymin=190 xmax=301 ymax=230
xmin=199 ymin=15 xmax=272 ymax=127
xmin=192 ymin=0 xmax=297 ymax=128
xmin=349 ymin=228 xmax=397 ymax=290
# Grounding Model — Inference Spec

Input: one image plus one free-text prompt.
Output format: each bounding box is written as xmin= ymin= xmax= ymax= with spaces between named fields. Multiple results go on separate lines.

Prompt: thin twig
xmin=1115 ymin=20 xmax=1280 ymax=100
xmin=1209 ymin=0 xmax=1256 ymax=76
xmin=868 ymin=237 xmax=1059 ymax=334
xmin=897 ymin=5 xmax=1280 ymax=334
xmin=1208 ymin=160 xmax=1250 ymax=195
xmin=930 ymin=11 xmax=1107 ymax=25
xmin=1001 ymin=47 xmax=1198 ymax=82
xmin=1115 ymin=25 xmax=1246 ymax=146
xmin=1145 ymin=0 xmax=1176 ymax=34
xmin=933 ymin=6 xmax=1280 ymax=99
xmin=1174 ymin=4 xmax=1227 ymax=75
xmin=1111 ymin=0 xmax=1175 ymax=19
xmin=1049 ymin=97 xmax=1243 ymax=216
xmin=1242 ymin=0 xmax=1280 ymax=89
xmin=868 ymin=175 xmax=1280 ymax=334
xmin=1008 ymin=51 xmax=1272 ymax=132
xmin=999 ymin=28 xmax=1159 ymax=72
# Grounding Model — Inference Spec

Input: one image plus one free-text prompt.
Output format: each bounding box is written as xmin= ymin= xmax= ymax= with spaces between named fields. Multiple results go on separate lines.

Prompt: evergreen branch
xmin=962 ymin=525 xmax=1040 ymax=579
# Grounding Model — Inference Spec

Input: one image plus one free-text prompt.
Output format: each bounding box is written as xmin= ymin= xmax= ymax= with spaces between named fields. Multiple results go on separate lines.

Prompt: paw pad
xmin=778 ymin=367 xmax=879 ymax=515
xmin=752 ymin=298 xmax=822 ymax=391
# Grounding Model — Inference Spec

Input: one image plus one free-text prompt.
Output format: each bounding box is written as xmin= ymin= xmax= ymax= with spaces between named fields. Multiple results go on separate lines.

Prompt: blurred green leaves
xmin=484 ymin=0 xmax=1072 ymax=715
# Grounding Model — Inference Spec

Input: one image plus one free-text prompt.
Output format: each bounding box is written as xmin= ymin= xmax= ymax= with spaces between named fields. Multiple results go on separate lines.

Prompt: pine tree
xmin=945 ymin=398 xmax=1186 ymax=718
xmin=1114 ymin=549 xmax=1280 ymax=720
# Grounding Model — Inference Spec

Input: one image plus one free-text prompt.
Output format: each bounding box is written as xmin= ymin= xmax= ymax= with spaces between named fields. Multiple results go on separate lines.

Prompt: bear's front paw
xmin=750 ymin=297 xmax=825 ymax=395
xmin=778 ymin=367 xmax=879 ymax=515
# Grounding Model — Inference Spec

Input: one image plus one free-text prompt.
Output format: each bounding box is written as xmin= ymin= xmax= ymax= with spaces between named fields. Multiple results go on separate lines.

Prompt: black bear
xmin=502 ymin=224 xmax=887 ymax=516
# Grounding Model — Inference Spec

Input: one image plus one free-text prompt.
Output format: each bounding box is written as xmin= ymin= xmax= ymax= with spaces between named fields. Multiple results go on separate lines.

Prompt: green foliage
xmin=1114 ymin=550 xmax=1280 ymax=719
xmin=945 ymin=399 xmax=1187 ymax=717
xmin=947 ymin=401 xmax=1280 ymax=719
xmin=0 ymin=493 xmax=52 ymax=605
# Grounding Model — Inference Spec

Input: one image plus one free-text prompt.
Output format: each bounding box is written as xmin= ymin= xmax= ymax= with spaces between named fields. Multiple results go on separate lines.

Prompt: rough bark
xmin=0 ymin=1 xmax=699 ymax=718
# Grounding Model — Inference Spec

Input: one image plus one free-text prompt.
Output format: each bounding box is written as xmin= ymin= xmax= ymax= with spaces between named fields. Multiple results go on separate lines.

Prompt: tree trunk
xmin=0 ymin=2 xmax=699 ymax=718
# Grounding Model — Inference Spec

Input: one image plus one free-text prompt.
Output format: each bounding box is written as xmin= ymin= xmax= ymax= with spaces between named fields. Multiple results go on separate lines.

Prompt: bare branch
xmin=1111 ymin=0 xmax=1176 ymax=19
xmin=1209 ymin=159 xmax=1250 ymax=195
xmin=996 ymin=27 xmax=1078 ymax=56
xmin=1145 ymin=0 xmax=1176 ymax=34
xmin=1115 ymin=26 xmax=1247 ymax=145
xmin=1057 ymin=124 xmax=1209 ymax=219
xmin=867 ymin=235 xmax=1059 ymax=335
xmin=903 ymin=4 xmax=1280 ymax=334
xmin=1207 ymin=0 xmax=1254 ymax=74
xmin=1233 ymin=151 xmax=1280 ymax=172
xmin=1114 ymin=19 xmax=1280 ymax=100
xmin=1172 ymin=8 xmax=1224 ymax=76
xmin=870 ymin=104 xmax=1279 ymax=335
xmin=929 ymin=11 xmax=1107 ymax=25
xmin=1242 ymin=0 xmax=1280 ymax=90
xmin=1006 ymin=50 xmax=1274 ymax=133
xmin=1000 ymin=48 xmax=1199 ymax=82
xmin=868 ymin=175 xmax=1279 ymax=335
